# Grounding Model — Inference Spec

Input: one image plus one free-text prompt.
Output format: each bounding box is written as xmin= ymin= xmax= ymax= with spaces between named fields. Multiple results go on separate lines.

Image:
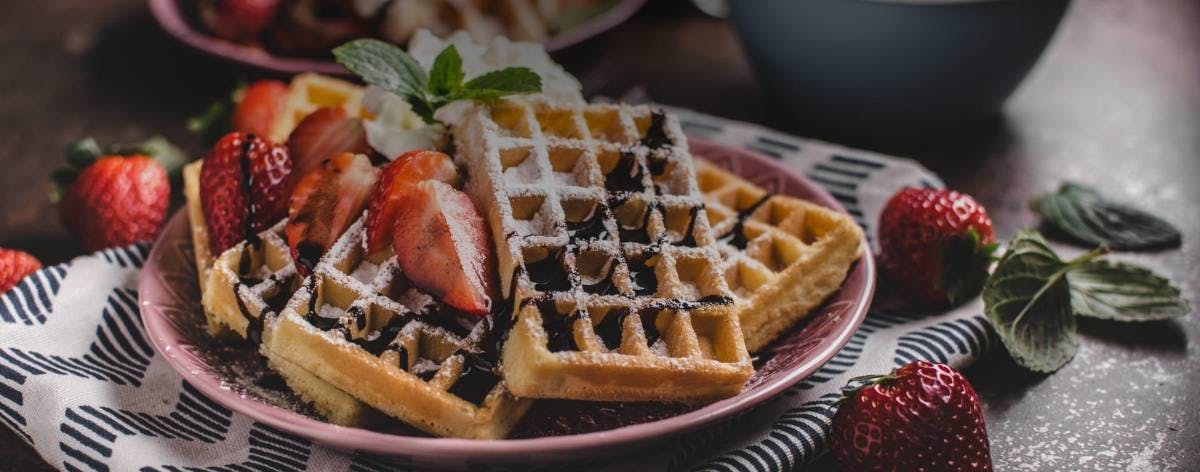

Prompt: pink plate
xmin=148 ymin=0 xmax=649 ymax=76
xmin=138 ymin=138 xmax=874 ymax=469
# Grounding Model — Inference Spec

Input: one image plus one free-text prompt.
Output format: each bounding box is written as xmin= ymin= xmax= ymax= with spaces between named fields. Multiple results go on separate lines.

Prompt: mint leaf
xmin=1032 ymin=182 xmax=1181 ymax=250
xmin=1068 ymin=260 xmax=1191 ymax=321
xmin=459 ymin=67 xmax=543 ymax=101
xmin=982 ymin=230 xmax=1100 ymax=372
xmin=334 ymin=39 xmax=428 ymax=100
xmin=428 ymin=45 xmax=465 ymax=97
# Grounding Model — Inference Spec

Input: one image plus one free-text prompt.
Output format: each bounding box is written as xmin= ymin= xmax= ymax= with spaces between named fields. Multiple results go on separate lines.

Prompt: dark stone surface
xmin=0 ymin=0 xmax=1195 ymax=470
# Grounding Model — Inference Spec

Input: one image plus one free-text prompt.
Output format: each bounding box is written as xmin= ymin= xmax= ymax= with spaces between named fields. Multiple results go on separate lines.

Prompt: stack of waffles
xmin=188 ymin=72 xmax=863 ymax=439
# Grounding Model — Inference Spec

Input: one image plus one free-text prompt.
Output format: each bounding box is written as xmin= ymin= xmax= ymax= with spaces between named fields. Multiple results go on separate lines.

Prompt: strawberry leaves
xmin=938 ymin=228 xmax=999 ymax=306
xmin=1032 ymin=182 xmax=1181 ymax=250
xmin=1067 ymin=260 xmax=1190 ymax=321
xmin=334 ymin=39 xmax=542 ymax=124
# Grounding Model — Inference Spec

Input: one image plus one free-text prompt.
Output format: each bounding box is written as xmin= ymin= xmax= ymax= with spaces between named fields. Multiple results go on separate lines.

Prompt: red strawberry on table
xmin=200 ymin=0 xmax=281 ymax=42
xmin=831 ymin=361 xmax=993 ymax=471
xmin=364 ymin=150 xmax=461 ymax=255
xmin=58 ymin=154 xmax=169 ymax=252
xmin=200 ymin=132 xmax=293 ymax=254
xmin=0 ymin=249 xmax=42 ymax=294
xmin=392 ymin=180 xmax=496 ymax=315
xmin=231 ymin=79 xmax=289 ymax=138
xmin=286 ymin=152 xmax=378 ymax=275
xmin=878 ymin=187 xmax=997 ymax=307
xmin=286 ymin=107 xmax=372 ymax=181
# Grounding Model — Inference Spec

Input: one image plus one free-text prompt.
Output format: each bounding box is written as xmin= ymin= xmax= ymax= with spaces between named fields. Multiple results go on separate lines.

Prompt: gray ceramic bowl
xmin=729 ymin=0 xmax=1070 ymax=138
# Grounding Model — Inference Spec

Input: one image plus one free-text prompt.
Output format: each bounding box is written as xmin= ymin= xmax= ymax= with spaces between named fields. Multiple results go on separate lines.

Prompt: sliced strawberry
xmin=392 ymin=180 xmax=495 ymax=315
xmin=364 ymin=150 xmax=461 ymax=255
xmin=286 ymin=152 xmax=378 ymax=275
xmin=286 ymin=107 xmax=372 ymax=181
xmin=200 ymin=132 xmax=292 ymax=253
xmin=231 ymin=80 xmax=289 ymax=138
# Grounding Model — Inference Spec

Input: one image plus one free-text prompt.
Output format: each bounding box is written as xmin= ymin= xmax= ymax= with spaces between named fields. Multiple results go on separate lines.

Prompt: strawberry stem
xmin=836 ymin=371 xmax=900 ymax=406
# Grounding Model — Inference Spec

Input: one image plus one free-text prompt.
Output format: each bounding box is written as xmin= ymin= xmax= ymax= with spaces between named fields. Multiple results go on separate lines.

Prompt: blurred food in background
xmin=193 ymin=0 xmax=617 ymax=57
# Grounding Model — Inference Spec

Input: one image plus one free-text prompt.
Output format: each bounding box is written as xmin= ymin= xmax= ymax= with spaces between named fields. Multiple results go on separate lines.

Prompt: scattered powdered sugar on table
xmin=988 ymin=341 xmax=1195 ymax=471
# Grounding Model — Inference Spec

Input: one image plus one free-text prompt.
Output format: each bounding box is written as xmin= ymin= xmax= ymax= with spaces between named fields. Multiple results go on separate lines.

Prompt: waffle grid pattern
xmin=695 ymin=161 xmax=864 ymax=354
xmin=265 ymin=218 xmax=531 ymax=439
xmin=457 ymin=100 xmax=752 ymax=402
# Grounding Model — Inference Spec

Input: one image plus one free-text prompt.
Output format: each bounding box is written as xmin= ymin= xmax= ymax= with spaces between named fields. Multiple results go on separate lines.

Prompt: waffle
xmin=268 ymin=73 xmax=366 ymax=143
xmin=380 ymin=0 xmax=549 ymax=46
xmin=694 ymin=161 xmax=865 ymax=353
xmin=184 ymin=162 xmax=376 ymax=426
xmin=263 ymin=217 xmax=532 ymax=439
xmin=455 ymin=100 xmax=753 ymax=402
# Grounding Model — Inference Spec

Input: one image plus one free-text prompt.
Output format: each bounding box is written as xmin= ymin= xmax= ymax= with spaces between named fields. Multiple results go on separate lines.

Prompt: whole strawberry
xmin=0 ymin=249 xmax=42 ymax=294
xmin=231 ymin=79 xmax=289 ymax=138
xmin=200 ymin=0 xmax=281 ymax=42
xmin=878 ymin=187 xmax=996 ymax=307
xmin=831 ymin=361 xmax=993 ymax=471
xmin=200 ymin=132 xmax=292 ymax=254
xmin=58 ymin=154 xmax=169 ymax=252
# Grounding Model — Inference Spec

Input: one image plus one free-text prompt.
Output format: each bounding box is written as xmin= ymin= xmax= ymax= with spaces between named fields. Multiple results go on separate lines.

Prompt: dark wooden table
xmin=1 ymin=0 xmax=1196 ymax=470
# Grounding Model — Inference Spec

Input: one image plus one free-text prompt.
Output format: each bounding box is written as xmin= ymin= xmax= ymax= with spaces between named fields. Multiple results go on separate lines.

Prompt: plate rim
xmin=138 ymin=137 xmax=875 ymax=461
xmin=146 ymin=0 xmax=650 ymax=76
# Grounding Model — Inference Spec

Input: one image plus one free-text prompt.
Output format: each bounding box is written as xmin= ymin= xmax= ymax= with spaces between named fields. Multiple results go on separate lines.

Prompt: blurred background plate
xmin=138 ymin=138 xmax=874 ymax=470
xmin=148 ymin=0 xmax=648 ymax=76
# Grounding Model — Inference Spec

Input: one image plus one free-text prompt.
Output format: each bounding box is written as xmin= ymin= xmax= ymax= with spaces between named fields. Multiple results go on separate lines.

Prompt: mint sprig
xmin=334 ymin=39 xmax=542 ymax=124
xmin=982 ymin=229 xmax=1191 ymax=373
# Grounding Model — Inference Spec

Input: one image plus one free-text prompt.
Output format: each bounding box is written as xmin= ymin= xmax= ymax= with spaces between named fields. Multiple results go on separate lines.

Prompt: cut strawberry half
xmin=286 ymin=152 xmax=378 ymax=275
xmin=364 ymin=150 xmax=461 ymax=255
xmin=392 ymin=180 xmax=496 ymax=315
xmin=200 ymin=132 xmax=292 ymax=253
xmin=286 ymin=107 xmax=372 ymax=181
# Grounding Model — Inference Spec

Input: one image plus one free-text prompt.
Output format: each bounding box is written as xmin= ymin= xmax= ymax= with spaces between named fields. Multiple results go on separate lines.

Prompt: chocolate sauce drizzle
xmin=447 ymin=351 xmax=500 ymax=406
xmin=641 ymin=112 xmax=671 ymax=150
xmin=525 ymin=247 xmax=575 ymax=293
xmin=594 ymin=306 xmax=662 ymax=350
xmin=671 ymin=206 xmax=703 ymax=247
xmin=611 ymin=197 xmax=655 ymax=244
xmin=626 ymin=256 xmax=658 ymax=296
xmin=716 ymin=194 xmax=773 ymax=250
xmin=605 ymin=152 xmax=645 ymax=192
xmin=566 ymin=204 xmax=610 ymax=241
xmin=582 ymin=261 xmax=620 ymax=296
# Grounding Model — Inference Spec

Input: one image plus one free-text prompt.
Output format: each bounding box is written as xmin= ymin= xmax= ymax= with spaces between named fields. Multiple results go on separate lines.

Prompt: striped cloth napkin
xmin=0 ymin=109 xmax=993 ymax=471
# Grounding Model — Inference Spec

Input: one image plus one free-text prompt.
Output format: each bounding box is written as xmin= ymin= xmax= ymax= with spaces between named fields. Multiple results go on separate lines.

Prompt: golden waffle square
xmin=268 ymin=73 xmax=366 ymax=143
xmin=264 ymin=217 xmax=533 ymax=439
xmin=183 ymin=161 xmax=375 ymax=427
xmin=456 ymin=100 xmax=753 ymax=402
xmin=694 ymin=160 xmax=865 ymax=354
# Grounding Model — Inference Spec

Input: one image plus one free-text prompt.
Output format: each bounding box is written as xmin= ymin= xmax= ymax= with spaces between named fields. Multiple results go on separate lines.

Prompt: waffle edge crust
xmin=695 ymin=160 xmax=865 ymax=354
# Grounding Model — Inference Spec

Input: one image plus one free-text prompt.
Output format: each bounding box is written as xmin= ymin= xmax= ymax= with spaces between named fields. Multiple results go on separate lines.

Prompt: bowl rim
xmin=137 ymin=137 xmax=875 ymax=461
xmin=147 ymin=0 xmax=648 ymax=76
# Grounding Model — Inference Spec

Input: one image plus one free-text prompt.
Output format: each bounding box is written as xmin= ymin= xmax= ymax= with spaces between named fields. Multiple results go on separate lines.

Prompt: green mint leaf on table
xmin=428 ymin=45 xmax=465 ymax=97
xmin=1032 ymin=182 xmax=1181 ymax=250
xmin=982 ymin=230 xmax=1104 ymax=373
xmin=1068 ymin=260 xmax=1191 ymax=321
xmin=335 ymin=39 xmax=542 ymax=124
